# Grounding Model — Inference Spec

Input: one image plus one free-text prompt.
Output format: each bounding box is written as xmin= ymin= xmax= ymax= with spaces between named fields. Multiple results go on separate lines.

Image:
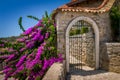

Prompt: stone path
xmin=67 ymin=55 xmax=120 ymax=80
xmin=67 ymin=68 xmax=120 ymax=80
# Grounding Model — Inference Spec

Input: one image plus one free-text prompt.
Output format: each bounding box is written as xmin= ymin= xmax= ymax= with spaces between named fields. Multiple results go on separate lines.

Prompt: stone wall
xmin=55 ymin=11 xmax=112 ymax=59
xmin=101 ymin=43 xmax=120 ymax=73
xmin=42 ymin=63 xmax=65 ymax=80
xmin=55 ymin=11 xmax=112 ymax=72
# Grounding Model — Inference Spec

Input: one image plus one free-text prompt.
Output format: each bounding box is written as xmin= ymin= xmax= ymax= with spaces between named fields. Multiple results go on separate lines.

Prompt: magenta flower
xmin=56 ymin=53 xmax=63 ymax=63
xmin=8 ymin=48 xmax=15 ymax=52
xmin=26 ymin=45 xmax=44 ymax=70
xmin=26 ymin=41 xmax=35 ymax=49
xmin=17 ymin=38 xmax=25 ymax=42
xmin=4 ymin=71 xmax=13 ymax=80
xmin=45 ymin=32 xmax=49 ymax=39
xmin=25 ymin=40 xmax=30 ymax=44
xmin=20 ymin=47 xmax=26 ymax=52
xmin=12 ymin=64 xmax=24 ymax=76
xmin=34 ymin=45 xmax=44 ymax=60
xmin=32 ymin=31 xmax=41 ymax=41
xmin=38 ymin=35 xmax=44 ymax=42
xmin=39 ymin=70 xmax=44 ymax=76
xmin=0 ymin=55 xmax=10 ymax=59
xmin=16 ymin=55 xmax=27 ymax=67
xmin=23 ymin=27 xmax=33 ymax=35
xmin=30 ymin=32 xmax=37 ymax=38
xmin=48 ymin=59 xmax=54 ymax=66
xmin=3 ymin=67 xmax=12 ymax=74
xmin=18 ymin=65 xmax=24 ymax=71
xmin=17 ymin=64 xmax=24 ymax=72
xmin=0 ymin=14 xmax=63 ymax=80
xmin=38 ymin=45 xmax=44 ymax=52
xmin=0 ymin=44 xmax=4 ymax=47
xmin=26 ymin=59 xmax=41 ymax=70
xmin=42 ymin=42 xmax=46 ymax=46
xmin=54 ymin=23 xmax=56 ymax=27
xmin=5 ymin=54 xmax=15 ymax=62
xmin=36 ymin=20 xmax=43 ymax=27
xmin=28 ymin=76 xmax=34 ymax=80
xmin=42 ymin=59 xmax=49 ymax=70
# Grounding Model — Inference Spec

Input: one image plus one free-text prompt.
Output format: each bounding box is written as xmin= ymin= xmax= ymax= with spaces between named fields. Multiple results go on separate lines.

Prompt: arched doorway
xmin=66 ymin=16 xmax=99 ymax=72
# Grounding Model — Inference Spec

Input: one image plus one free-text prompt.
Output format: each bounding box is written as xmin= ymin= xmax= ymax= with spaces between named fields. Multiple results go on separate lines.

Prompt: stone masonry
xmin=101 ymin=43 xmax=120 ymax=73
xmin=55 ymin=11 xmax=112 ymax=70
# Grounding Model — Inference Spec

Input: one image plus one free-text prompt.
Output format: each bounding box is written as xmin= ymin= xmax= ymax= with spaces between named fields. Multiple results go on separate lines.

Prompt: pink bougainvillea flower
xmin=0 ymin=44 xmax=4 ymax=47
xmin=32 ymin=30 xmax=41 ymax=41
xmin=20 ymin=47 xmax=26 ymax=52
xmin=26 ymin=41 xmax=35 ymax=49
xmin=17 ymin=38 xmax=25 ymax=42
xmin=16 ymin=55 xmax=27 ymax=67
xmin=23 ymin=27 xmax=33 ymax=35
xmin=5 ymin=54 xmax=15 ymax=62
xmin=54 ymin=23 xmax=56 ymax=27
xmin=45 ymin=32 xmax=49 ymax=39
xmin=42 ymin=59 xmax=49 ymax=70
xmin=36 ymin=20 xmax=43 ymax=27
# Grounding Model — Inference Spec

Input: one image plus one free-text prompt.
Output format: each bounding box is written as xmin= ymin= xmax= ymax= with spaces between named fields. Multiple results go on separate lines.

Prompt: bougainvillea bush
xmin=0 ymin=12 xmax=63 ymax=80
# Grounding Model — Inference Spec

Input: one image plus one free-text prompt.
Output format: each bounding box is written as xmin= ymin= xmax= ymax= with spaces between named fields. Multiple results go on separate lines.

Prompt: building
xmin=53 ymin=0 xmax=120 ymax=73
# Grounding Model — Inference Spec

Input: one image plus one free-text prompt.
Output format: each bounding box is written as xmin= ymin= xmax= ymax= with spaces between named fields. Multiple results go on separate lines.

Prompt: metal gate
xmin=69 ymin=20 xmax=95 ymax=72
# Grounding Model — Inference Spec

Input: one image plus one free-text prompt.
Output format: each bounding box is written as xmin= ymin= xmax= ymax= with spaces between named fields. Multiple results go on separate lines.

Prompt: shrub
xmin=110 ymin=4 xmax=120 ymax=41
xmin=69 ymin=27 xmax=88 ymax=36
xmin=0 ymin=12 xmax=63 ymax=80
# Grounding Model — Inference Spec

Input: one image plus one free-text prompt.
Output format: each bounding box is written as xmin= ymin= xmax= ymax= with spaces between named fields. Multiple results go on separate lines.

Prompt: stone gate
xmin=53 ymin=0 xmax=120 ymax=73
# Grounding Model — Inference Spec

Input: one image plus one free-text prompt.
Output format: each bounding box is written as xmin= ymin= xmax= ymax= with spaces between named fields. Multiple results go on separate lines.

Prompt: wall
xmin=42 ymin=63 xmax=65 ymax=80
xmin=101 ymin=43 xmax=120 ymax=73
xmin=55 ymin=11 xmax=112 ymax=68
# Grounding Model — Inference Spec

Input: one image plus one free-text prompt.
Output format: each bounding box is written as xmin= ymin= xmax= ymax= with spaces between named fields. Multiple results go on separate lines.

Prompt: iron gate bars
xmin=69 ymin=20 xmax=95 ymax=72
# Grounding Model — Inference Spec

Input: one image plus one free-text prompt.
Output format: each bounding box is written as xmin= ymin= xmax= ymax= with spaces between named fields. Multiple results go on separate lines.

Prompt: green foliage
xmin=27 ymin=15 xmax=40 ymax=21
xmin=41 ymin=12 xmax=57 ymax=59
xmin=0 ymin=11 xmax=62 ymax=80
xmin=69 ymin=27 xmax=88 ymax=36
xmin=36 ymin=76 xmax=41 ymax=80
xmin=80 ymin=27 xmax=88 ymax=34
xmin=45 ymin=11 xmax=49 ymax=18
xmin=110 ymin=5 xmax=120 ymax=41
xmin=18 ymin=17 xmax=25 ymax=32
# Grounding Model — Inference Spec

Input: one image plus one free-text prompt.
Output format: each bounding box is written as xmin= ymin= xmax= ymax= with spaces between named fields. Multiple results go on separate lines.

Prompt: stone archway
xmin=66 ymin=16 xmax=99 ymax=72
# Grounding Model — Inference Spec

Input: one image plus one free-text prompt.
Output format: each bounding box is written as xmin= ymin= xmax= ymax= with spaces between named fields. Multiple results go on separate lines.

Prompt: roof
xmin=55 ymin=0 xmax=116 ymax=13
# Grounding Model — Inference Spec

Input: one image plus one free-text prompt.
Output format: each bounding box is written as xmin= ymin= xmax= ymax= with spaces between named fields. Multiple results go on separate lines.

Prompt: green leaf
xmin=48 ymin=37 xmax=53 ymax=42
xmin=36 ymin=76 xmax=41 ymax=80
xmin=49 ymin=25 xmax=55 ymax=32
xmin=45 ymin=11 xmax=49 ymax=18
xmin=18 ymin=17 xmax=25 ymax=32
xmin=51 ymin=46 xmax=55 ymax=50
xmin=27 ymin=15 xmax=40 ymax=21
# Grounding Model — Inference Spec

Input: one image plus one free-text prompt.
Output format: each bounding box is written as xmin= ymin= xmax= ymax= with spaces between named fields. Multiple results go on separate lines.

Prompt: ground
xmin=67 ymin=66 xmax=120 ymax=80
xmin=0 ymin=66 xmax=120 ymax=80
xmin=67 ymin=55 xmax=120 ymax=80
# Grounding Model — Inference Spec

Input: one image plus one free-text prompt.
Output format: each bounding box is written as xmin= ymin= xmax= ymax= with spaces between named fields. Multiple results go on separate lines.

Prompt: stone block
xmin=42 ymin=63 xmax=65 ymax=80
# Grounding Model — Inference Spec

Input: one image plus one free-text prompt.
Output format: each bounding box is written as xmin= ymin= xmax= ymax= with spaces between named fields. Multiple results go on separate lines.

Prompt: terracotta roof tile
xmin=55 ymin=0 xmax=116 ymax=13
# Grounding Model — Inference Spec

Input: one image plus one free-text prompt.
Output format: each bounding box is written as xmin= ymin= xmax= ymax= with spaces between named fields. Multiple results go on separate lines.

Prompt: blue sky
xmin=0 ymin=0 xmax=70 ymax=38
